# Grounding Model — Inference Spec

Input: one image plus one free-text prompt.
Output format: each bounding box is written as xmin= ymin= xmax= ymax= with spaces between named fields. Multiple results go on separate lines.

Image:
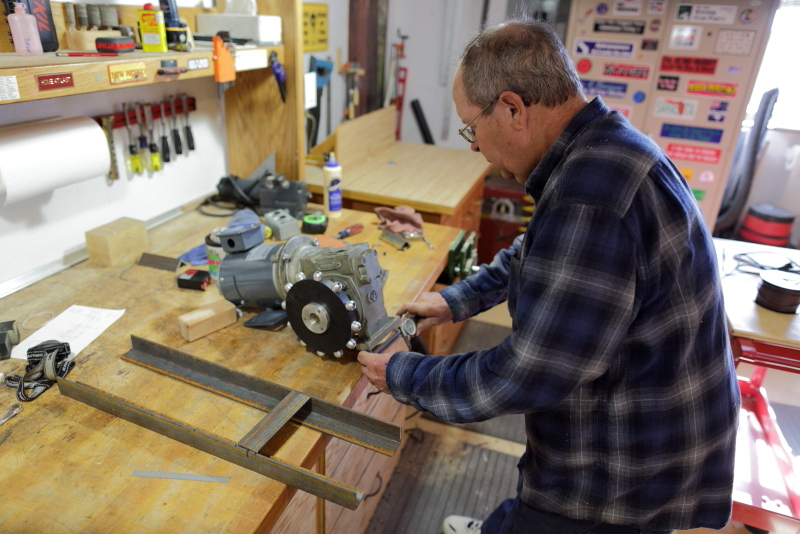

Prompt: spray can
xmin=323 ymin=152 xmax=343 ymax=218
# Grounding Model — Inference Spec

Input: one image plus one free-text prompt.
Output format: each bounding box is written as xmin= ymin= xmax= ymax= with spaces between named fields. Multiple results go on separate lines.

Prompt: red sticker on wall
xmin=666 ymin=143 xmax=721 ymax=164
xmin=660 ymin=55 xmax=717 ymax=74
xmin=577 ymin=58 xmax=592 ymax=73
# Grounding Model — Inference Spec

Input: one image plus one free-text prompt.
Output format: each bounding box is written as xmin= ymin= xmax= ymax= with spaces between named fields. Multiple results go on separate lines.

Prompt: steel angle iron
xmin=218 ymin=233 xmax=401 ymax=357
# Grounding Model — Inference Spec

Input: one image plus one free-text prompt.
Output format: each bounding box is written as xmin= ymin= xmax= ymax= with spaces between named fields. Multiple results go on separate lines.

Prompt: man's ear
xmin=497 ymin=91 xmax=527 ymax=131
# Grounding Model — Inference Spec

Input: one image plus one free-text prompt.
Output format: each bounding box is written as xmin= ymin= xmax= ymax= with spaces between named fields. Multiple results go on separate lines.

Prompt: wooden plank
xmin=239 ymin=391 xmax=310 ymax=453
xmin=335 ymin=106 xmax=397 ymax=170
xmin=304 ymin=141 xmax=491 ymax=216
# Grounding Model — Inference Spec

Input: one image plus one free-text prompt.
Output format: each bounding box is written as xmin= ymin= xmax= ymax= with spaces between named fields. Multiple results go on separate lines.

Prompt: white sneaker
xmin=442 ymin=515 xmax=483 ymax=534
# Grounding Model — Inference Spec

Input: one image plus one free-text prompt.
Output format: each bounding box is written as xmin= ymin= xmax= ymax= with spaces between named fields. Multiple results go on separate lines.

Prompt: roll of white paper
xmin=0 ymin=116 xmax=111 ymax=207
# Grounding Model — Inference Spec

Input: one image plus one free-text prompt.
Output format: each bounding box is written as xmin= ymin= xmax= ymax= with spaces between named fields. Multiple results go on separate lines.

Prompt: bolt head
xmin=334 ymin=351 xmax=343 ymax=358
xmin=332 ymin=282 xmax=343 ymax=293
xmin=313 ymin=271 xmax=323 ymax=281
xmin=317 ymin=351 xmax=326 ymax=357
xmin=295 ymin=272 xmax=306 ymax=281
xmin=345 ymin=300 xmax=356 ymax=311
xmin=351 ymin=321 xmax=362 ymax=332
xmin=299 ymin=340 xmax=306 ymax=346
xmin=346 ymin=339 xmax=357 ymax=349
xmin=281 ymin=300 xmax=286 ymax=310
xmin=284 ymin=282 xmax=293 ymax=292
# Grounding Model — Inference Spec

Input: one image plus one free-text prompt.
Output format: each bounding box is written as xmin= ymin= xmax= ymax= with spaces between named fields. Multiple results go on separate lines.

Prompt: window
xmin=746 ymin=3 xmax=800 ymax=130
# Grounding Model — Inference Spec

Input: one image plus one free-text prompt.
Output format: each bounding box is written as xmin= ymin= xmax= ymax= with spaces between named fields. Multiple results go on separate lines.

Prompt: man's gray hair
xmin=460 ymin=20 xmax=583 ymax=110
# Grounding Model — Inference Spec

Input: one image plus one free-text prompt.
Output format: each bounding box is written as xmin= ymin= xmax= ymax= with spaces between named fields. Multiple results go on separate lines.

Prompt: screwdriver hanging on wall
xmin=123 ymin=102 xmax=142 ymax=174
xmin=160 ymin=100 xmax=171 ymax=163
xmin=181 ymin=93 xmax=194 ymax=150
xmin=135 ymin=103 xmax=150 ymax=164
xmin=144 ymin=104 xmax=162 ymax=171
xmin=169 ymin=95 xmax=183 ymax=155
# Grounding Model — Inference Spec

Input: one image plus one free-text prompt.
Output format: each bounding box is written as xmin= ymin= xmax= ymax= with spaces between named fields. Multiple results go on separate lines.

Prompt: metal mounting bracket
xmin=57 ymin=335 xmax=402 ymax=510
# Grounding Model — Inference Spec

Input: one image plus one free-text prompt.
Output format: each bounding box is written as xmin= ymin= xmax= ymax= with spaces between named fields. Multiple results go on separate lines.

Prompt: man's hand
xmin=397 ymin=292 xmax=452 ymax=334
xmin=358 ymin=351 xmax=392 ymax=394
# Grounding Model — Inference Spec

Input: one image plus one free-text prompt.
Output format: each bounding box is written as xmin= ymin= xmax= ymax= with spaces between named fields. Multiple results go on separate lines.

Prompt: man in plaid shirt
xmin=358 ymin=19 xmax=739 ymax=534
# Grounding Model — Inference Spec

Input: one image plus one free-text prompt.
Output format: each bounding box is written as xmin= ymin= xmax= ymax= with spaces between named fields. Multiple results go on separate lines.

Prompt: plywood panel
xmin=335 ymin=106 xmax=397 ymax=170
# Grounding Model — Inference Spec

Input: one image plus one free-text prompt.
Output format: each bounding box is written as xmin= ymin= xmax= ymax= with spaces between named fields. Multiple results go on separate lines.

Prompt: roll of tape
xmin=302 ymin=213 xmax=328 ymax=234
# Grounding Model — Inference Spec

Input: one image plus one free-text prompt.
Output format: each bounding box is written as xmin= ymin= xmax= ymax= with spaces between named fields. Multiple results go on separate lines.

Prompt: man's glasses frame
xmin=458 ymin=100 xmax=495 ymax=143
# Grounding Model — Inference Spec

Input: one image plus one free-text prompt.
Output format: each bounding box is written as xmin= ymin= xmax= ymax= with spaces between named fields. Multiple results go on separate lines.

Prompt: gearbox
xmin=218 ymin=235 xmax=401 ymax=357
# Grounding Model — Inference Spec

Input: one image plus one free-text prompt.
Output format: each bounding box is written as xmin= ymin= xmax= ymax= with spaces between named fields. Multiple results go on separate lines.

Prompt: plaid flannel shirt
xmin=386 ymin=97 xmax=739 ymax=531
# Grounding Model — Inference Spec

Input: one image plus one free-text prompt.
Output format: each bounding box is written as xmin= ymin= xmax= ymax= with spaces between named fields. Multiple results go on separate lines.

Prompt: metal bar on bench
xmin=122 ymin=336 xmax=401 ymax=456
xmin=239 ymin=390 xmax=310 ymax=452
xmin=57 ymin=378 xmax=364 ymax=509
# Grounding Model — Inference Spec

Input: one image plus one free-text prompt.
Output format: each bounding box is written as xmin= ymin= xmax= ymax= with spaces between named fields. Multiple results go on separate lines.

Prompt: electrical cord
xmin=195 ymin=175 xmax=260 ymax=217
xmin=195 ymin=196 xmax=243 ymax=217
xmin=732 ymin=251 xmax=800 ymax=275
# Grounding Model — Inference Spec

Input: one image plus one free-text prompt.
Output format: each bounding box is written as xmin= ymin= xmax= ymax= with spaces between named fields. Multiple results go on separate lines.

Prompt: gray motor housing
xmin=218 ymin=243 xmax=283 ymax=308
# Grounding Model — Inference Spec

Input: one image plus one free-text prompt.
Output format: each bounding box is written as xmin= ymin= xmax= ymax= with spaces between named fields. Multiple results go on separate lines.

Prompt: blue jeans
xmin=481 ymin=498 xmax=674 ymax=534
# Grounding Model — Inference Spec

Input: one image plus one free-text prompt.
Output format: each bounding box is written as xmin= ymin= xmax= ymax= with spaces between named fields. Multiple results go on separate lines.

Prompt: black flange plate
xmin=285 ymin=279 xmax=352 ymax=354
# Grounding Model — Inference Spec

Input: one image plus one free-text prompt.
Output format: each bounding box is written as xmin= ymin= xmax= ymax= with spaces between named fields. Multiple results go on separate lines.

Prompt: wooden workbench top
xmin=714 ymin=238 xmax=800 ymax=349
xmin=0 ymin=206 xmax=459 ymax=533
xmin=305 ymin=142 xmax=491 ymax=216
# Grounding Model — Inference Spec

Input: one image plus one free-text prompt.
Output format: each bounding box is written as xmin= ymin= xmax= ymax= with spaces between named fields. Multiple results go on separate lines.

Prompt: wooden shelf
xmin=0 ymin=45 xmax=283 ymax=105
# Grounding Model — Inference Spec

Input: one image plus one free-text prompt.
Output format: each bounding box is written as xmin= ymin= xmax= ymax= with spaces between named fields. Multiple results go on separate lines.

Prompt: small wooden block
xmin=85 ymin=217 xmax=148 ymax=267
xmin=178 ymin=300 xmax=238 ymax=342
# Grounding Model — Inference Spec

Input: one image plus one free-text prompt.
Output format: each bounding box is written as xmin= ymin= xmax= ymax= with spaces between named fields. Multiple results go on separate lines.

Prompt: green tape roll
xmin=302 ymin=213 xmax=328 ymax=234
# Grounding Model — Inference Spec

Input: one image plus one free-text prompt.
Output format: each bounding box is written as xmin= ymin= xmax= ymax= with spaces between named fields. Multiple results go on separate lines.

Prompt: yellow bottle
xmin=138 ymin=3 xmax=167 ymax=52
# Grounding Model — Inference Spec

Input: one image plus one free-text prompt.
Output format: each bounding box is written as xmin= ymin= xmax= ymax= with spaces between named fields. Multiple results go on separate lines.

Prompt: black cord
xmin=195 ymin=195 xmax=248 ymax=217
xmin=364 ymin=473 xmax=383 ymax=499
xmin=732 ymin=252 xmax=800 ymax=275
xmin=196 ymin=175 xmax=262 ymax=217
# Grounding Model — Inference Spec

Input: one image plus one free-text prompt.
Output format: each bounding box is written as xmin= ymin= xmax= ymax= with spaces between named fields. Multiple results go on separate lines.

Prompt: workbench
xmin=305 ymin=107 xmax=491 ymax=232
xmin=0 ymin=207 xmax=460 ymax=533
xmin=714 ymin=238 xmax=800 ymax=534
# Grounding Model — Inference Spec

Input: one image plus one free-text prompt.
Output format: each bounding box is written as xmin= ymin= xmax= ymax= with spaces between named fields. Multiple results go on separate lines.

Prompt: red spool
xmin=738 ymin=204 xmax=794 ymax=247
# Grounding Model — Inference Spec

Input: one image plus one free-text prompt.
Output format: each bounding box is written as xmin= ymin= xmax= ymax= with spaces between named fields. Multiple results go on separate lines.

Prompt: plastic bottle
xmin=323 ymin=152 xmax=343 ymax=218
xmin=8 ymin=3 xmax=43 ymax=57
xmin=138 ymin=3 xmax=168 ymax=52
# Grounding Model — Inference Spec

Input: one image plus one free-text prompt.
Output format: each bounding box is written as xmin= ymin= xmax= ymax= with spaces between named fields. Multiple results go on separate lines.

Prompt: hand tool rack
xmin=57 ymin=335 xmax=402 ymax=510
xmin=93 ymin=97 xmax=195 ymax=180
xmin=99 ymin=97 xmax=195 ymax=130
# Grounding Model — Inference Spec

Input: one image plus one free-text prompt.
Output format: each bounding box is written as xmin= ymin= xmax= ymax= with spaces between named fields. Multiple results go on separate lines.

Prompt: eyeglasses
xmin=458 ymin=100 xmax=495 ymax=143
